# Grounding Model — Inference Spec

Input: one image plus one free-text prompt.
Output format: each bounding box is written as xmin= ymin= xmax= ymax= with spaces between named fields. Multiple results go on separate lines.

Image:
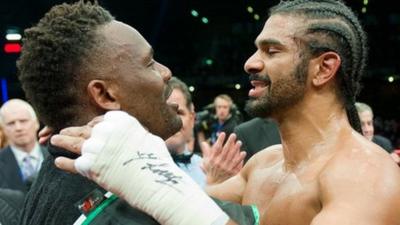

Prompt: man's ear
xmin=87 ymin=80 xmax=120 ymax=110
xmin=311 ymin=52 xmax=341 ymax=87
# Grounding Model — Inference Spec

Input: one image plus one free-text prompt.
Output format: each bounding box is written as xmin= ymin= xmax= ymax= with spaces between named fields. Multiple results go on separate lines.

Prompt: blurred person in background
xmin=165 ymin=77 xmax=206 ymax=187
xmin=355 ymin=102 xmax=393 ymax=152
xmin=0 ymin=99 xmax=47 ymax=192
xmin=0 ymin=124 xmax=8 ymax=149
xmin=197 ymin=94 xmax=242 ymax=149
xmin=166 ymin=77 xmax=246 ymax=188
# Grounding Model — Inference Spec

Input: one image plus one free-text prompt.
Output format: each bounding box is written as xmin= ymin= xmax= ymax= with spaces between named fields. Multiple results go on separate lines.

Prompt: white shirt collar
xmin=10 ymin=142 xmax=43 ymax=168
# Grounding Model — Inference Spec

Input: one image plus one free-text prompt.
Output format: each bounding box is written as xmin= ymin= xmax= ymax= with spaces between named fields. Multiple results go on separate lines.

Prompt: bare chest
xmin=242 ymin=167 xmax=321 ymax=225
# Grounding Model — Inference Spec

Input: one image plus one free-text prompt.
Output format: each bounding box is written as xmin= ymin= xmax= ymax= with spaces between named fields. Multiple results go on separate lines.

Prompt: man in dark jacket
xmin=0 ymin=99 xmax=47 ymax=192
xmin=234 ymin=118 xmax=281 ymax=162
xmin=16 ymin=2 xmax=255 ymax=225
xmin=17 ymin=1 xmax=182 ymax=224
xmin=355 ymin=102 xmax=393 ymax=152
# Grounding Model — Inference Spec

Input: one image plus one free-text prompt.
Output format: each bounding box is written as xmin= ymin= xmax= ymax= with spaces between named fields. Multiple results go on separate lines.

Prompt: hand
xmin=51 ymin=116 xmax=104 ymax=173
xmin=38 ymin=126 xmax=54 ymax=144
xmin=390 ymin=151 xmax=400 ymax=165
xmin=201 ymin=132 xmax=246 ymax=185
xmin=52 ymin=111 xmax=229 ymax=225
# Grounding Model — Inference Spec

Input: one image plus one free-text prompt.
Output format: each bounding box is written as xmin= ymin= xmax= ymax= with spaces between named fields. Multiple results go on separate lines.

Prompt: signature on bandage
xmin=123 ymin=152 xmax=158 ymax=165
xmin=123 ymin=152 xmax=183 ymax=192
xmin=142 ymin=163 xmax=183 ymax=192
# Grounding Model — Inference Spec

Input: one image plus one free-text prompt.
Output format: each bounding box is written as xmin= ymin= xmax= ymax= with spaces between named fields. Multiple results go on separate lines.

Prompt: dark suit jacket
xmin=0 ymin=188 xmax=25 ymax=225
xmin=234 ymin=118 xmax=281 ymax=162
xmin=0 ymin=146 xmax=48 ymax=192
xmin=373 ymin=135 xmax=393 ymax=153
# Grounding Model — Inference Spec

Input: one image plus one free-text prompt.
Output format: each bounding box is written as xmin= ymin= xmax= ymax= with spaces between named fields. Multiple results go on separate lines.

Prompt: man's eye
xmin=148 ymin=60 xmax=155 ymax=68
xmin=267 ymin=48 xmax=279 ymax=55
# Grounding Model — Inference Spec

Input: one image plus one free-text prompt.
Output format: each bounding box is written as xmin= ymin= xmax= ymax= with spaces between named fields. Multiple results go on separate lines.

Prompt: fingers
xmin=59 ymin=125 xmax=92 ymax=139
xmin=213 ymin=132 xmax=226 ymax=155
xmin=231 ymin=151 xmax=246 ymax=173
xmin=51 ymin=116 xmax=103 ymax=175
xmin=51 ymin=134 xmax=85 ymax=155
xmin=87 ymin=115 xmax=104 ymax=127
xmin=54 ymin=157 xmax=78 ymax=174
xmin=200 ymin=141 xmax=212 ymax=158
xmin=223 ymin=134 xmax=240 ymax=162
xmin=221 ymin=137 xmax=245 ymax=174
xmin=38 ymin=126 xmax=54 ymax=144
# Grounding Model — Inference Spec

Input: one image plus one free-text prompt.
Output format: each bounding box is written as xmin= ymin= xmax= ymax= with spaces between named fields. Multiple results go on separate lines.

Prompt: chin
xmin=245 ymin=99 xmax=272 ymax=118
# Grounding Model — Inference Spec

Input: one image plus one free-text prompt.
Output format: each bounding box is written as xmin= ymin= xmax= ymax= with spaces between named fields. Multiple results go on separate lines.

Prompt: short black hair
xmin=17 ymin=1 xmax=114 ymax=130
xmin=270 ymin=0 xmax=367 ymax=132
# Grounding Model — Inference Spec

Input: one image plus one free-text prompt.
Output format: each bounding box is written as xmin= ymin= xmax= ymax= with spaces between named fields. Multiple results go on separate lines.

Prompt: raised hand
xmin=201 ymin=132 xmax=246 ymax=185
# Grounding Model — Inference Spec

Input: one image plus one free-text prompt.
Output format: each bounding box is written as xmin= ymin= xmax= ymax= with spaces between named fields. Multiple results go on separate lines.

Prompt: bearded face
xmin=245 ymin=57 xmax=308 ymax=118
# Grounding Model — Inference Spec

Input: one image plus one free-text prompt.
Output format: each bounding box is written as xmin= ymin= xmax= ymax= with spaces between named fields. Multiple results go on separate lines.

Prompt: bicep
xmin=312 ymin=188 xmax=400 ymax=225
xmin=314 ymin=159 xmax=400 ymax=225
xmin=311 ymin=202 xmax=375 ymax=225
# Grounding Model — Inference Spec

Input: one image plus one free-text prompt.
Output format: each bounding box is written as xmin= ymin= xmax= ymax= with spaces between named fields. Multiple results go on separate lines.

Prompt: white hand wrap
xmin=75 ymin=111 xmax=229 ymax=225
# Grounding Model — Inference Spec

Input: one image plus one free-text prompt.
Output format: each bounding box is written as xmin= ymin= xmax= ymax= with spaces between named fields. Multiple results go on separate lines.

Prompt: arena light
xmin=6 ymin=33 xmax=21 ymax=41
xmin=388 ymin=76 xmax=394 ymax=83
xmin=189 ymin=86 xmax=195 ymax=92
xmin=247 ymin=6 xmax=254 ymax=13
xmin=363 ymin=0 xmax=368 ymax=5
xmin=205 ymin=58 xmax=213 ymax=65
xmin=191 ymin=10 xmax=199 ymax=17
xmin=5 ymin=27 xmax=21 ymax=40
xmin=254 ymin=14 xmax=260 ymax=20
xmin=3 ymin=43 xmax=21 ymax=53
xmin=201 ymin=17 xmax=209 ymax=24
xmin=361 ymin=7 xmax=367 ymax=13
xmin=235 ymin=84 xmax=241 ymax=90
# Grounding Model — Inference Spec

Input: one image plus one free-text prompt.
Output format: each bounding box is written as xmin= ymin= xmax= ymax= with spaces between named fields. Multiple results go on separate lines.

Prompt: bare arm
xmin=226 ymin=220 xmax=238 ymax=225
xmin=206 ymin=173 xmax=247 ymax=204
xmin=312 ymin=152 xmax=400 ymax=225
xmin=205 ymin=147 xmax=263 ymax=203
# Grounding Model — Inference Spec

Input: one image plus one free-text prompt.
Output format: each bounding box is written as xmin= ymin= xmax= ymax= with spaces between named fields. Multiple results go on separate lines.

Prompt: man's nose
xmin=14 ymin=121 xmax=23 ymax=130
xmin=244 ymin=52 xmax=264 ymax=75
xmin=157 ymin=62 xmax=172 ymax=82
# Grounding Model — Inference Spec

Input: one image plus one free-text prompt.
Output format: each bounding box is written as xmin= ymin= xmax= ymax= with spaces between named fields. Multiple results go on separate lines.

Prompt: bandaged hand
xmin=52 ymin=111 xmax=229 ymax=225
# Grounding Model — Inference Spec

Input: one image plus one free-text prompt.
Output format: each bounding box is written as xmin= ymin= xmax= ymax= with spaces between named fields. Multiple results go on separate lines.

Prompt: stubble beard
xmin=245 ymin=59 xmax=308 ymax=119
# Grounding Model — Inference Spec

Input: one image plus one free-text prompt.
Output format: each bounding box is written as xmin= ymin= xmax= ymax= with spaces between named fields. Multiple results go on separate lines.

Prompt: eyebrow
xmin=255 ymin=38 xmax=284 ymax=48
xmin=149 ymin=48 xmax=154 ymax=58
xmin=143 ymin=48 xmax=154 ymax=63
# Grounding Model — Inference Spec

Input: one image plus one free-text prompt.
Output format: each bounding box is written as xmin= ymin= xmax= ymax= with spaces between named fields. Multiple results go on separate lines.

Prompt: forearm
xmin=226 ymin=220 xmax=238 ymax=225
xmin=205 ymin=175 xmax=245 ymax=204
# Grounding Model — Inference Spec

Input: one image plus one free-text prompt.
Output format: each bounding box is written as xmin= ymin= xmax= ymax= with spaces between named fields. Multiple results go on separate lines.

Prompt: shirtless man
xmin=53 ymin=0 xmax=400 ymax=225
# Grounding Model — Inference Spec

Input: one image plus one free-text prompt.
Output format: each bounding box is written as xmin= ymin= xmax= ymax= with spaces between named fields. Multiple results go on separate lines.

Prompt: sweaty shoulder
xmin=317 ymin=134 xmax=400 ymax=224
xmin=321 ymin=134 xmax=399 ymax=178
xmin=242 ymin=144 xmax=283 ymax=176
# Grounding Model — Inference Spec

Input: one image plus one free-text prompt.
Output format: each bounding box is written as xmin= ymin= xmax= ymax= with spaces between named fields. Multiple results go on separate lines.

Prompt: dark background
xmin=0 ymin=0 xmax=399 ymax=121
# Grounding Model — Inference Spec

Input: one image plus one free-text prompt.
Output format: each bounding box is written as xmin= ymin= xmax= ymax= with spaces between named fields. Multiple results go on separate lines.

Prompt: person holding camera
xmin=197 ymin=94 xmax=242 ymax=147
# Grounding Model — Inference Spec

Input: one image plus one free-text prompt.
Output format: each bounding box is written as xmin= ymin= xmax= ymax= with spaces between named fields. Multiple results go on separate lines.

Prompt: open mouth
xmin=249 ymin=80 xmax=270 ymax=98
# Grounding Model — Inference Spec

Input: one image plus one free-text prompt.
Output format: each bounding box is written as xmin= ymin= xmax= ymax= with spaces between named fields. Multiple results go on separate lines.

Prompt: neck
xmin=273 ymin=92 xmax=353 ymax=171
xmin=13 ymin=142 xmax=37 ymax=153
xmin=218 ymin=114 xmax=231 ymax=124
xmin=169 ymin=144 xmax=186 ymax=155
